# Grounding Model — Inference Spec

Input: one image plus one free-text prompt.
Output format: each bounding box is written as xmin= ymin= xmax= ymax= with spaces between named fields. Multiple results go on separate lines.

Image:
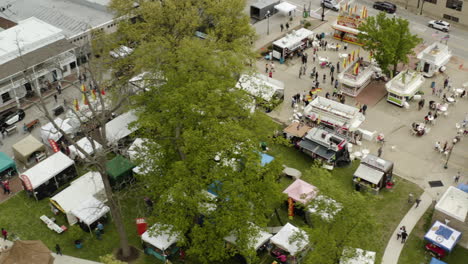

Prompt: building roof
xmin=361 ymin=154 xmax=393 ymax=172
xmin=105 ymin=111 xmax=138 ymax=144
xmin=353 ymin=163 xmax=384 ymax=185
xmin=283 ymin=121 xmax=312 ymax=138
xmin=385 ymin=70 xmax=425 ymax=96
xmin=251 ymin=0 xmax=280 ymax=9
xmin=272 ymin=28 xmax=313 ymax=49
xmin=270 ymin=223 xmax=309 ymax=256
xmin=21 ymin=152 xmax=75 ymax=189
xmin=0 ymin=0 xmax=114 ymax=37
xmin=435 ymin=186 xmax=468 ymax=222
xmin=417 ymin=42 xmax=452 ymax=67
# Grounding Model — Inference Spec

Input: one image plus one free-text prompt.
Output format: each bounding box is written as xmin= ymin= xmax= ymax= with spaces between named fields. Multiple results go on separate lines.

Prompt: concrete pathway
xmin=381 ymin=191 xmax=433 ymax=264
xmin=0 ymin=239 xmax=101 ymax=264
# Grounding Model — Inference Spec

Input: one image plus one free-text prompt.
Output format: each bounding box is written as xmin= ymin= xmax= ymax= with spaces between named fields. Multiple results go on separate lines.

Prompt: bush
xmin=304 ymin=21 xmax=312 ymax=28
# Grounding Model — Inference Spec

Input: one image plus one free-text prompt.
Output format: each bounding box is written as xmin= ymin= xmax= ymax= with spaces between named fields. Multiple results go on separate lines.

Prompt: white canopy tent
xmin=105 ymin=111 xmax=138 ymax=145
xmin=274 ymin=1 xmax=297 ymax=15
xmin=340 ymin=248 xmax=376 ymax=264
xmin=71 ymin=196 xmax=110 ymax=226
xmin=224 ymin=225 xmax=273 ymax=250
xmin=51 ymin=171 xmax=105 ymax=225
xmin=141 ymin=224 xmax=180 ymax=251
xmin=69 ymin=137 xmax=102 ymax=160
xmin=308 ymin=195 xmax=342 ymax=221
xmin=236 ymin=74 xmax=284 ymax=101
xmin=353 ymin=164 xmax=384 ymax=185
xmin=270 ymin=223 xmax=309 ymax=256
xmin=435 ymin=186 xmax=468 ymax=222
xmin=40 ymin=118 xmax=74 ymax=146
xmin=21 ymin=152 xmax=74 ymax=190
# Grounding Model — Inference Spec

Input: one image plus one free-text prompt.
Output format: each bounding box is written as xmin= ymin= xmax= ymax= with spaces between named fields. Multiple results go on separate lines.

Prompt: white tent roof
xmin=385 ymin=70 xmax=425 ymax=96
xmin=109 ymin=45 xmax=134 ymax=59
xmin=141 ymin=224 xmax=180 ymax=250
xmin=435 ymin=186 xmax=468 ymax=222
xmin=270 ymin=223 xmax=309 ymax=256
xmin=424 ymin=221 xmax=461 ymax=252
xmin=416 ymin=42 xmax=452 ymax=67
xmin=22 ymin=152 xmax=74 ymax=189
xmin=340 ymin=248 xmax=376 ymax=264
xmin=353 ymin=164 xmax=384 ymax=185
xmin=274 ymin=2 xmax=297 ymax=14
xmin=236 ymin=74 xmax=284 ymax=101
xmin=71 ymin=196 xmax=110 ymax=226
xmin=273 ymin=28 xmax=314 ymax=50
xmin=69 ymin=137 xmax=102 ymax=160
xmin=127 ymin=138 xmax=146 ymax=161
xmin=51 ymin=171 xmax=105 ymax=213
xmin=105 ymin=111 xmax=138 ymax=144
xmin=40 ymin=117 xmax=73 ymax=144
xmin=308 ymin=195 xmax=342 ymax=221
xmin=224 ymin=225 xmax=272 ymax=250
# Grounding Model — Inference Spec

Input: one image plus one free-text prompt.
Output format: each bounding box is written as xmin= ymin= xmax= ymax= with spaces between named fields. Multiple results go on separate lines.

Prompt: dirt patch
xmin=115 ymin=246 xmax=140 ymax=262
xmin=0 ymin=177 xmax=24 ymax=203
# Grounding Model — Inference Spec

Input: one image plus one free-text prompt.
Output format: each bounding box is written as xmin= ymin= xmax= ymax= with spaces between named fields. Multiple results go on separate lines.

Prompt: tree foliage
xmin=109 ymin=0 xmax=283 ymax=263
xmin=358 ymin=12 xmax=422 ymax=76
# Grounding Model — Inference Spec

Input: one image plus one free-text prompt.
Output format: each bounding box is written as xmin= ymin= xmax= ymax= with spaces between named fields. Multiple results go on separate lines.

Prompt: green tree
xmin=301 ymin=166 xmax=379 ymax=264
xmin=358 ymin=12 xmax=422 ymax=76
xmin=109 ymin=0 xmax=282 ymax=263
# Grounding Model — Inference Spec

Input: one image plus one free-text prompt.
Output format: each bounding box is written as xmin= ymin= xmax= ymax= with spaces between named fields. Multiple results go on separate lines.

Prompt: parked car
xmin=428 ymin=20 xmax=450 ymax=32
xmin=322 ymin=0 xmax=340 ymax=11
xmin=0 ymin=109 xmax=25 ymax=128
xmin=372 ymin=1 xmax=397 ymax=13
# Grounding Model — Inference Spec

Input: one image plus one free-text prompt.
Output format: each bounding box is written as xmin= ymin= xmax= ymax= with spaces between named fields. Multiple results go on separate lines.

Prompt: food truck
xmin=298 ymin=127 xmax=349 ymax=165
xmin=331 ymin=5 xmax=368 ymax=45
xmin=141 ymin=224 xmax=180 ymax=262
xmin=385 ymin=70 xmax=425 ymax=107
xmin=303 ymin=96 xmax=365 ymax=134
xmin=352 ymin=154 xmax=393 ymax=194
xmin=12 ymin=135 xmax=47 ymax=166
xmin=338 ymin=59 xmax=381 ymax=97
xmin=50 ymin=171 xmax=106 ymax=226
xmin=20 ymin=152 xmax=77 ymax=200
xmin=272 ymin=28 xmax=314 ymax=61
xmin=424 ymin=221 xmax=462 ymax=259
xmin=416 ymin=42 xmax=452 ymax=77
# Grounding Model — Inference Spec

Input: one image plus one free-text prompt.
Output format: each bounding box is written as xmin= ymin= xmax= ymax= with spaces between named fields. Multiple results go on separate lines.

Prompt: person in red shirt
xmin=1 ymin=228 xmax=7 ymax=241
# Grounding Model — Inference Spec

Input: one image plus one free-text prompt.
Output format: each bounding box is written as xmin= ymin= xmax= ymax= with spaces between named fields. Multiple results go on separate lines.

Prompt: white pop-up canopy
xmin=21 ymin=152 xmax=74 ymax=190
xmin=435 ymin=186 xmax=468 ymax=222
xmin=51 ymin=171 xmax=105 ymax=225
xmin=105 ymin=111 xmax=138 ymax=145
xmin=236 ymin=74 xmax=285 ymax=101
xmin=274 ymin=1 xmax=297 ymax=15
xmin=424 ymin=221 xmax=462 ymax=252
xmin=308 ymin=195 xmax=342 ymax=221
xmin=69 ymin=137 xmax=102 ymax=160
xmin=270 ymin=223 xmax=309 ymax=256
xmin=40 ymin=117 xmax=73 ymax=145
xmin=141 ymin=224 xmax=180 ymax=251
xmin=71 ymin=196 xmax=110 ymax=226
xmin=340 ymin=248 xmax=376 ymax=264
xmin=224 ymin=224 xmax=273 ymax=250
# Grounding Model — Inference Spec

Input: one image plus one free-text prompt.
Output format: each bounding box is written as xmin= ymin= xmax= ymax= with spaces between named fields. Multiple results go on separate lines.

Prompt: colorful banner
xmin=288 ymin=198 xmax=294 ymax=219
xmin=91 ymin=89 xmax=97 ymax=100
xmin=351 ymin=50 xmax=355 ymax=61
xmin=354 ymin=62 xmax=360 ymax=75
xmin=48 ymin=139 xmax=60 ymax=153
xmin=74 ymin=99 xmax=79 ymax=111
xmin=101 ymin=85 xmax=106 ymax=95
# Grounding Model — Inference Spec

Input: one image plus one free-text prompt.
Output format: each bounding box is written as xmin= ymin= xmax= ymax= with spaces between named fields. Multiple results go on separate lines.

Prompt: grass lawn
xmin=398 ymin=208 xmax=468 ymax=264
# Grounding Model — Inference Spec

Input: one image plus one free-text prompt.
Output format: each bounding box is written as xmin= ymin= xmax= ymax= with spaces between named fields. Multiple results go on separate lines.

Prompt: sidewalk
xmin=381 ymin=191 xmax=433 ymax=264
xmin=0 ymin=239 xmax=101 ymax=264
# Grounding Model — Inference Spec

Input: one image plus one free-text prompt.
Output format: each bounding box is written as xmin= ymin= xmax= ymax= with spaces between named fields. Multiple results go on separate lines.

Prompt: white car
xmin=428 ymin=20 xmax=450 ymax=32
xmin=321 ymin=0 xmax=340 ymax=11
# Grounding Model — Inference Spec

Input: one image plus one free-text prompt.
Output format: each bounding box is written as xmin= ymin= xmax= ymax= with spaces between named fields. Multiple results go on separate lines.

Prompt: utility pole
xmin=444 ymin=146 xmax=453 ymax=169
xmin=321 ymin=2 xmax=325 ymax=21
xmin=420 ymin=0 xmax=425 ymax=15
xmin=266 ymin=10 xmax=271 ymax=35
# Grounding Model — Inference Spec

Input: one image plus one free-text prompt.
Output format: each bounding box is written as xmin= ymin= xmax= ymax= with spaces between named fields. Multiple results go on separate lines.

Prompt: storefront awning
xmin=353 ymin=164 xmax=383 ymax=185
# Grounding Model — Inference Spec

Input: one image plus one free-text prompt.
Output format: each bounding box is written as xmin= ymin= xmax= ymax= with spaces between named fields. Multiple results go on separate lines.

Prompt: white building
xmin=0 ymin=17 xmax=76 ymax=108
xmin=338 ymin=60 xmax=381 ymax=97
xmin=417 ymin=42 xmax=452 ymax=78
xmin=385 ymin=70 xmax=425 ymax=107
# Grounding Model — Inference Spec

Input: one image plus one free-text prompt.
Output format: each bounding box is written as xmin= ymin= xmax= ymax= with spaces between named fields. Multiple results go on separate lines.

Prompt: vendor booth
xmin=50 ymin=171 xmax=106 ymax=225
xmin=417 ymin=42 xmax=451 ymax=77
xmin=274 ymin=1 xmax=297 ymax=16
xmin=429 ymin=258 xmax=447 ymax=264
xmin=272 ymin=28 xmax=313 ymax=60
xmin=71 ymin=197 xmax=110 ymax=233
xmin=298 ymin=126 xmax=350 ymax=165
xmin=308 ymin=195 xmax=342 ymax=222
xmin=68 ymin=137 xmax=102 ymax=161
xmin=338 ymin=60 xmax=381 ymax=97
xmin=236 ymin=74 xmax=284 ymax=111
xmin=352 ymin=154 xmax=393 ymax=194
xmin=20 ymin=152 xmax=77 ymax=200
xmin=127 ymin=138 xmax=152 ymax=175
xmin=106 ymin=155 xmax=135 ymax=189
xmin=340 ymin=248 xmax=376 ymax=264
xmin=270 ymin=223 xmax=309 ymax=263
xmin=331 ymin=5 xmax=368 ymax=45
xmin=105 ymin=111 xmax=138 ymax=146
xmin=224 ymin=224 xmax=272 ymax=255
xmin=40 ymin=118 xmax=75 ymax=147
xmin=385 ymin=70 xmax=425 ymax=107
xmin=0 ymin=152 xmax=17 ymax=180
xmin=12 ymin=135 xmax=47 ymax=166
xmin=424 ymin=221 xmax=462 ymax=258
xmin=303 ymin=96 xmax=365 ymax=134
xmin=250 ymin=0 xmax=280 ymax=20
xmin=283 ymin=179 xmax=318 ymax=204
xmin=141 ymin=224 xmax=180 ymax=262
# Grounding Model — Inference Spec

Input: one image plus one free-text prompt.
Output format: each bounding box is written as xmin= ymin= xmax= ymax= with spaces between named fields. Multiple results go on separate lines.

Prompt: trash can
xmin=52 ymin=105 xmax=64 ymax=116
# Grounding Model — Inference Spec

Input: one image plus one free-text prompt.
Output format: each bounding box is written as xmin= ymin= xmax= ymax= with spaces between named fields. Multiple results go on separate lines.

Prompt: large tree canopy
xmin=358 ymin=12 xmax=422 ymax=76
xmin=109 ymin=0 xmax=283 ymax=262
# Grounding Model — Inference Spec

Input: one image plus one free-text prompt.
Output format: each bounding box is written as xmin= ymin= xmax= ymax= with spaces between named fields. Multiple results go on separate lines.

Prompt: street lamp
xmin=266 ymin=10 xmax=271 ymax=35
xmin=444 ymin=147 xmax=453 ymax=169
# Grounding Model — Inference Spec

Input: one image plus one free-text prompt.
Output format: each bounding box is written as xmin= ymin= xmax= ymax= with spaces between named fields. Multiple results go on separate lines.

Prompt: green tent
xmin=0 ymin=152 xmax=16 ymax=177
xmin=106 ymin=155 xmax=135 ymax=189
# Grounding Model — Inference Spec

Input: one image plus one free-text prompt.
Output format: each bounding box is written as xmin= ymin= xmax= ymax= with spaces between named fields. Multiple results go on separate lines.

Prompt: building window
xmin=443 ymin=14 xmax=460 ymax=22
xmin=446 ymin=0 xmax=462 ymax=11
xmin=1 ymin=92 xmax=12 ymax=103
xmin=426 ymin=0 xmax=437 ymax=3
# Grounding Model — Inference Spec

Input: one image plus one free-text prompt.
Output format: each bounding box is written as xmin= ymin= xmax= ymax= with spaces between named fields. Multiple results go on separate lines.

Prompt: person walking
xmin=330 ymin=65 xmax=335 ymax=76
xmin=285 ymin=22 xmax=289 ymax=31
xmin=344 ymin=43 xmax=348 ymax=51
xmin=270 ymin=62 xmax=275 ymax=72
xmin=97 ymin=222 xmax=104 ymax=234
xmin=269 ymin=71 xmax=273 ymax=78
xmin=396 ymin=227 xmax=403 ymax=240
xmin=415 ymin=198 xmax=421 ymax=208
xmin=336 ymin=62 xmax=340 ymax=73
xmin=401 ymin=230 xmax=408 ymax=243
xmin=55 ymin=244 xmax=62 ymax=255
xmin=443 ymin=78 xmax=449 ymax=89
xmin=315 ymin=71 xmax=319 ymax=81
xmin=299 ymin=66 xmax=303 ymax=79
xmin=53 ymin=94 xmax=58 ymax=103
xmin=361 ymin=104 xmax=367 ymax=115
xmin=377 ymin=146 xmax=382 ymax=157
xmin=408 ymin=193 xmax=414 ymax=204
xmin=2 ymin=180 xmax=11 ymax=195
xmin=331 ymin=75 xmax=334 ymax=85
xmin=323 ymin=74 xmax=326 ymax=82
xmin=280 ymin=24 xmax=284 ymax=32
xmin=334 ymin=79 xmax=339 ymax=89
xmin=265 ymin=63 xmax=269 ymax=73
xmin=418 ymin=99 xmax=425 ymax=110
xmin=454 ymin=171 xmax=461 ymax=183
xmin=1 ymin=228 xmax=7 ymax=241
xmin=95 ymin=228 xmax=102 ymax=240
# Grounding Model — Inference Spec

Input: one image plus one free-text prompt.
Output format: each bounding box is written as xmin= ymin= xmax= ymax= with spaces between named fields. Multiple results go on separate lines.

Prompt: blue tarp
xmin=457 ymin=184 xmax=468 ymax=193
xmin=260 ymin=153 xmax=274 ymax=166
xmin=0 ymin=152 xmax=16 ymax=174
xmin=429 ymin=257 xmax=447 ymax=264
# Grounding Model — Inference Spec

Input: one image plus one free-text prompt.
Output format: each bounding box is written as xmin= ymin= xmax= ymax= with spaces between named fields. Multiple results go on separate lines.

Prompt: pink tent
xmin=283 ymin=179 xmax=318 ymax=204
